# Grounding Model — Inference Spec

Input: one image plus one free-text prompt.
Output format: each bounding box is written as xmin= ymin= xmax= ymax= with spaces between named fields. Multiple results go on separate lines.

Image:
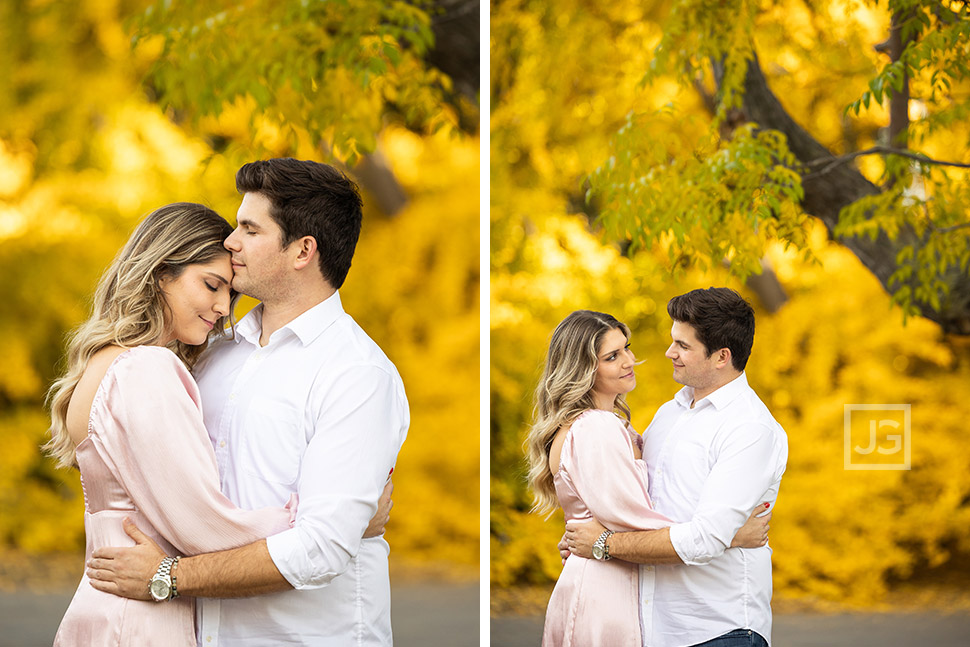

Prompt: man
xmin=87 ymin=158 xmax=410 ymax=646
xmin=565 ymin=287 xmax=788 ymax=647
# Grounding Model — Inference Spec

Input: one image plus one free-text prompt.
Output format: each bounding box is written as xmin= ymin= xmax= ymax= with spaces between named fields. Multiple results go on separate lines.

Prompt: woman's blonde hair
xmin=45 ymin=203 xmax=236 ymax=468
xmin=524 ymin=310 xmax=632 ymax=516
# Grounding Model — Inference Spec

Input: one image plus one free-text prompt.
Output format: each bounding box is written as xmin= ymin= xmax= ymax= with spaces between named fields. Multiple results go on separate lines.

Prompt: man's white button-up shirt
xmin=641 ymin=372 xmax=788 ymax=647
xmin=193 ymin=291 xmax=409 ymax=646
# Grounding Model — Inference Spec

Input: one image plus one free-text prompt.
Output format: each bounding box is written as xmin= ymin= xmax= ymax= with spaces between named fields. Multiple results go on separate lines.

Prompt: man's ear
xmin=715 ymin=347 xmax=732 ymax=369
xmin=292 ymin=236 xmax=318 ymax=271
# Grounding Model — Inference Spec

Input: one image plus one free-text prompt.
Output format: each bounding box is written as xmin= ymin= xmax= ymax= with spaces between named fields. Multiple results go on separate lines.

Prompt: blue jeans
xmin=691 ymin=628 xmax=768 ymax=647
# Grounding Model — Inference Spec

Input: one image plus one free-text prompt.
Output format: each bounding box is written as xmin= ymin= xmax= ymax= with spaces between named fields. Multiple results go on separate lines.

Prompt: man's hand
xmin=564 ymin=518 xmax=607 ymax=559
xmin=558 ymin=533 xmax=570 ymax=565
xmin=364 ymin=478 xmax=394 ymax=538
xmin=86 ymin=518 xmax=166 ymax=601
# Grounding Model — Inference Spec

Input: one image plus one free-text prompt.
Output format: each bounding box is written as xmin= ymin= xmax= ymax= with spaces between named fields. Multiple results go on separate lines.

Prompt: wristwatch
xmin=149 ymin=556 xmax=180 ymax=602
xmin=592 ymin=529 xmax=615 ymax=561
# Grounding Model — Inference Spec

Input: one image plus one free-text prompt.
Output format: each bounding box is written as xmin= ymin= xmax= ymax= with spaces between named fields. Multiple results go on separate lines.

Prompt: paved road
xmin=0 ymin=581 xmax=479 ymax=647
xmin=490 ymin=611 xmax=970 ymax=646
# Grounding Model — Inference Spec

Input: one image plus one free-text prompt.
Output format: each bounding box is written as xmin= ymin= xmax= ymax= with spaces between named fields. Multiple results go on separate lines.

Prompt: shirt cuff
xmin=266 ymin=528 xmax=323 ymax=590
xmin=668 ymin=521 xmax=710 ymax=566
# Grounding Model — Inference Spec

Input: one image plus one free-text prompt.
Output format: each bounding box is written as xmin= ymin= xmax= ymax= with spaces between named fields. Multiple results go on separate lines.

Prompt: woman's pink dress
xmin=542 ymin=409 xmax=672 ymax=647
xmin=53 ymin=346 xmax=294 ymax=647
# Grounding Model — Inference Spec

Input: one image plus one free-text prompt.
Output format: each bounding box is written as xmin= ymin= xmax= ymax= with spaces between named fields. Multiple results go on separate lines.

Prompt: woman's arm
xmin=730 ymin=503 xmax=771 ymax=548
xmin=95 ymin=348 xmax=292 ymax=556
xmin=563 ymin=411 xmax=672 ymax=532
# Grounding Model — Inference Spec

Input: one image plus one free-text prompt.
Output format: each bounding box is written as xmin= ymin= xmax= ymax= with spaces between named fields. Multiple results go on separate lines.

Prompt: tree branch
xmin=724 ymin=53 xmax=970 ymax=334
xmin=934 ymin=221 xmax=970 ymax=234
xmin=804 ymin=146 xmax=970 ymax=178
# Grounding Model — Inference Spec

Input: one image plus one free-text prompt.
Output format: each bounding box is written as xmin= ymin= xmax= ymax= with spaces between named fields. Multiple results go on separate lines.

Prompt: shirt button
xmin=229 ymin=393 xmax=236 ymax=400
xmin=219 ymin=440 xmax=226 ymax=448
xmin=206 ymin=638 xmax=212 ymax=643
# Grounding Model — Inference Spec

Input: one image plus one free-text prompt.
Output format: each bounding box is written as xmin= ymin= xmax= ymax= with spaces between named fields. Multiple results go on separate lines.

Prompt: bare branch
xmin=804 ymin=146 xmax=970 ymax=178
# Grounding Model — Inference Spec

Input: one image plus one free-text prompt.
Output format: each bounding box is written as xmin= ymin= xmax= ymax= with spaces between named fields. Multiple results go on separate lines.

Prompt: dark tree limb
xmin=887 ymin=8 xmax=912 ymax=148
xmin=427 ymin=0 xmax=480 ymax=104
xmin=805 ymin=146 xmax=970 ymax=177
xmin=722 ymin=53 xmax=970 ymax=334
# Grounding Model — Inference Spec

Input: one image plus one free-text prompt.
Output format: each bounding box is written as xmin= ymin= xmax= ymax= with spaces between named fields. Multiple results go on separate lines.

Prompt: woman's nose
xmin=214 ymin=292 xmax=230 ymax=317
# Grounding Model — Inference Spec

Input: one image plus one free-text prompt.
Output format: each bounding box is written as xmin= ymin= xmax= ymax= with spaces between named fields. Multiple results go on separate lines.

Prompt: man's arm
xmin=564 ymin=518 xmax=683 ymax=564
xmin=88 ymin=478 xmax=396 ymax=599
xmin=667 ymin=422 xmax=780 ymax=565
xmin=564 ymin=504 xmax=771 ymax=565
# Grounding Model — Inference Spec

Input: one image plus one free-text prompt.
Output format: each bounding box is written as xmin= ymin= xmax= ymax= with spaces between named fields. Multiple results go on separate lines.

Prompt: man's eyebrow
xmin=238 ymin=218 xmax=260 ymax=229
xmin=205 ymin=271 xmax=230 ymax=285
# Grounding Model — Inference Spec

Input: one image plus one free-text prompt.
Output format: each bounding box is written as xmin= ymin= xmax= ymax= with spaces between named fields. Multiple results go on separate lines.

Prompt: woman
xmin=525 ymin=310 xmax=767 ymax=647
xmin=45 ymin=203 xmax=294 ymax=646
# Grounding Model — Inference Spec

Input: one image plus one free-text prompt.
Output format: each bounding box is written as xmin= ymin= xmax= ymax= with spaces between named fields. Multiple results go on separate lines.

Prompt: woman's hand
xmin=731 ymin=502 xmax=771 ymax=548
xmin=364 ymin=478 xmax=394 ymax=538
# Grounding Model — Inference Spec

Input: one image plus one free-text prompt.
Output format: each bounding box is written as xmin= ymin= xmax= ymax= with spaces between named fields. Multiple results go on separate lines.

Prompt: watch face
xmin=592 ymin=544 xmax=604 ymax=560
xmin=150 ymin=578 xmax=170 ymax=601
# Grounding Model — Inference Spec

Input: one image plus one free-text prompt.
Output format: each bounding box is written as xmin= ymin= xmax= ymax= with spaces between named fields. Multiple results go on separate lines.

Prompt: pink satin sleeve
xmin=560 ymin=410 xmax=673 ymax=532
xmin=91 ymin=347 xmax=292 ymax=556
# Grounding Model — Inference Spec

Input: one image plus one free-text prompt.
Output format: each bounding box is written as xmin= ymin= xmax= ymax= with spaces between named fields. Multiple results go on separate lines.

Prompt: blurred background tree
xmin=0 ymin=0 xmax=479 ymax=587
xmin=491 ymin=0 xmax=970 ymax=610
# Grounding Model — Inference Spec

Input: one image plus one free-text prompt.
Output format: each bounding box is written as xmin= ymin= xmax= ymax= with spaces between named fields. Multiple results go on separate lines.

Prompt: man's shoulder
xmin=318 ymin=313 xmax=401 ymax=377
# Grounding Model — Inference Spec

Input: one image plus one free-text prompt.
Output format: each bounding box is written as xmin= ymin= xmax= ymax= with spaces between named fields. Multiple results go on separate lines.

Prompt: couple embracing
xmin=527 ymin=289 xmax=789 ymax=647
xmin=46 ymin=158 xmax=408 ymax=646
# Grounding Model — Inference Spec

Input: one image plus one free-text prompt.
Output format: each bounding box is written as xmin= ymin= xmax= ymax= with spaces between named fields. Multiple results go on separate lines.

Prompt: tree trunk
xmin=428 ymin=0 xmax=480 ymax=104
xmin=726 ymin=53 xmax=970 ymax=334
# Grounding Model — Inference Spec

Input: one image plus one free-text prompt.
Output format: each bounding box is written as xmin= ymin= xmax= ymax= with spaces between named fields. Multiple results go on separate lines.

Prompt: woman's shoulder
xmin=99 ymin=345 xmax=191 ymax=389
xmin=570 ymin=409 xmax=628 ymax=434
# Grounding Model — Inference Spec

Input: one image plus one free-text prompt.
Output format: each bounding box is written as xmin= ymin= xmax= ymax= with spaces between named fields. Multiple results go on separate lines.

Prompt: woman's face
xmin=590 ymin=327 xmax=636 ymax=406
xmin=158 ymin=253 xmax=233 ymax=346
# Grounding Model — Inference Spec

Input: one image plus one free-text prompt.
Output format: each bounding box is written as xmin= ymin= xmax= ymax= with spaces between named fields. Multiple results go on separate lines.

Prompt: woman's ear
xmin=156 ymin=268 xmax=172 ymax=290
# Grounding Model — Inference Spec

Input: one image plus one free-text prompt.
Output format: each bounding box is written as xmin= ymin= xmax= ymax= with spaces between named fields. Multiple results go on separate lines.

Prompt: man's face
xmin=224 ymin=192 xmax=291 ymax=300
xmin=665 ymin=321 xmax=719 ymax=390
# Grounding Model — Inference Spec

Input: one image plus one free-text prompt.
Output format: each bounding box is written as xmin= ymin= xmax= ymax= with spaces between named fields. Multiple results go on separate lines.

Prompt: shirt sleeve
xmin=265 ymin=364 xmax=409 ymax=590
xmin=93 ymin=348 xmax=293 ymax=556
xmin=560 ymin=411 xmax=672 ymax=532
xmin=667 ymin=420 xmax=781 ymax=565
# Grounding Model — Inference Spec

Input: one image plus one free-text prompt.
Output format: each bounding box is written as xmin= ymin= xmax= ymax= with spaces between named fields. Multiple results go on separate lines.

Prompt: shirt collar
xmin=232 ymin=291 xmax=345 ymax=347
xmin=673 ymin=371 xmax=749 ymax=411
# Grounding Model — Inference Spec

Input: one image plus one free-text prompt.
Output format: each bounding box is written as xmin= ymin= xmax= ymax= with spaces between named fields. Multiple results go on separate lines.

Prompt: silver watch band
xmin=170 ymin=555 xmax=181 ymax=599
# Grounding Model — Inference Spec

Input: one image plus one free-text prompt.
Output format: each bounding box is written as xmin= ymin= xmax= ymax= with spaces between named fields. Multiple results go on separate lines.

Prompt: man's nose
xmin=224 ymin=229 xmax=241 ymax=252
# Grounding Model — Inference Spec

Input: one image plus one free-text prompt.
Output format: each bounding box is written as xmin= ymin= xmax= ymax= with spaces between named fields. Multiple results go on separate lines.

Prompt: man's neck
xmin=258 ymin=284 xmax=336 ymax=347
xmin=689 ymin=370 xmax=742 ymax=407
